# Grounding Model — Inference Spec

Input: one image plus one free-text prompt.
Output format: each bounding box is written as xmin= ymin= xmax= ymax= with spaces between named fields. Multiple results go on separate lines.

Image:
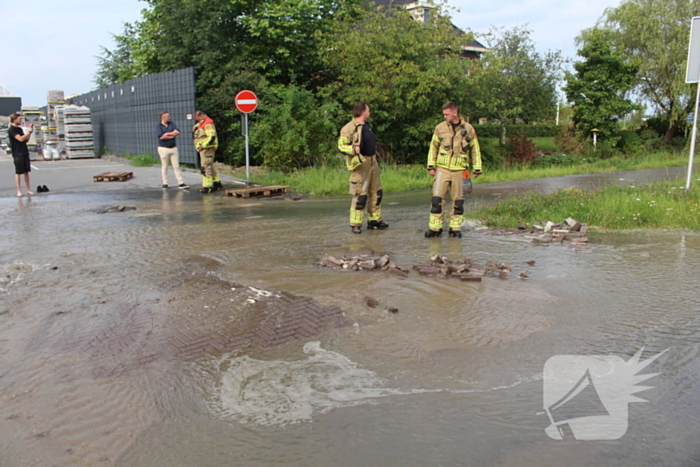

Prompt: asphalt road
xmin=0 ymin=150 xmax=246 ymax=198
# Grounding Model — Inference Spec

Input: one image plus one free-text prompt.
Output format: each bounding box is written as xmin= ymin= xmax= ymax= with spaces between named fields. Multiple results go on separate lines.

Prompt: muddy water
xmin=0 ymin=178 xmax=699 ymax=466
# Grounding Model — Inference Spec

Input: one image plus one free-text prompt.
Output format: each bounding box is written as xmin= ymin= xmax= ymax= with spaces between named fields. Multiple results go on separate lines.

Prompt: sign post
xmin=684 ymin=17 xmax=700 ymax=192
xmin=235 ymin=90 xmax=258 ymax=181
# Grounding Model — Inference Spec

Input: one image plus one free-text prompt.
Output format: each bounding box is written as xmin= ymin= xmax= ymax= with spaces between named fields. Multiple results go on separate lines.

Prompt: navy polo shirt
xmin=156 ymin=121 xmax=180 ymax=148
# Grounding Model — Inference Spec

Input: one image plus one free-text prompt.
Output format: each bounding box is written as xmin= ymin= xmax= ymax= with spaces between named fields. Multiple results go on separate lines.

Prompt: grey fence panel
xmin=67 ymin=67 xmax=198 ymax=165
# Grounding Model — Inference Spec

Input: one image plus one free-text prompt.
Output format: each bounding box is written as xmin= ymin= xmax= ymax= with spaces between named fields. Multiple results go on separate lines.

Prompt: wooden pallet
xmin=93 ymin=171 xmax=134 ymax=182
xmin=224 ymin=185 xmax=290 ymax=198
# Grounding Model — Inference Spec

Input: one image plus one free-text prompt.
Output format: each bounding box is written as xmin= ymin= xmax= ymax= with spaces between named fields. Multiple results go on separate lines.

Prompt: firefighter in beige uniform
xmin=338 ymin=102 xmax=388 ymax=234
xmin=193 ymin=110 xmax=222 ymax=193
xmin=425 ymin=102 xmax=482 ymax=238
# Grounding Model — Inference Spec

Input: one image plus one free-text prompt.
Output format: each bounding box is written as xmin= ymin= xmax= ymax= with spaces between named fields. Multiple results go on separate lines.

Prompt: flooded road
xmin=0 ymin=171 xmax=699 ymax=466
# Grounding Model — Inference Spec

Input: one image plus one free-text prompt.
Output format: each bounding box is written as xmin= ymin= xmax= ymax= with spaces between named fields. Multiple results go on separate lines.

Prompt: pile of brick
xmin=525 ymin=217 xmax=589 ymax=246
xmin=412 ymin=255 xmax=532 ymax=282
xmin=481 ymin=217 xmax=590 ymax=248
xmin=317 ymin=253 xmax=410 ymax=277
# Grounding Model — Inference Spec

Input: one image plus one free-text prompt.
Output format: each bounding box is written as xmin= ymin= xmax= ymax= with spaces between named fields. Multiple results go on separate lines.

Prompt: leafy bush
xmin=479 ymin=137 xmax=506 ymax=169
xmin=252 ymin=85 xmax=342 ymax=171
xmin=506 ymin=134 xmax=538 ymax=165
xmin=474 ymin=124 xmax=557 ymax=138
xmin=616 ymin=129 xmax=643 ymax=156
xmin=581 ymin=140 xmax=618 ymax=160
xmin=554 ymin=124 xmax=581 ymax=155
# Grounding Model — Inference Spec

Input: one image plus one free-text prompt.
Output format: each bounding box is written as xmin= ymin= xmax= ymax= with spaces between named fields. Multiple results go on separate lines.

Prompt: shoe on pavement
xmin=424 ymin=229 xmax=442 ymax=238
xmin=42 ymin=185 xmax=49 ymax=192
xmin=199 ymin=187 xmax=213 ymax=194
xmin=367 ymin=220 xmax=389 ymax=230
xmin=448 ymin=229 xmax=463 ymax=238
xmin=178 ymin=183 xmax=190 ymax=189
xmin=162 ymin=184 xmax=168 ymax=189
xmin=352 ymin=226 xmax=362 ymax=234
xmin=37 ymin=185 xmax=44 ymax=193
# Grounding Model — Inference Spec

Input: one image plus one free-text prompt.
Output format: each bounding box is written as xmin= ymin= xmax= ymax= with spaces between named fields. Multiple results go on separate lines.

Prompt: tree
xmin=468 ymin=26 xmax=561 ymax=145
xmin=93 ymin=28 xmax=138 ymax=88
xmin=564 ymin=30 xmax=639 ymax=142
xmin=321 ymin=5 xmax=474 ymax=163
xmin=587 ymin=0 xmax=700 ymax=140
xmin=96 ymin=0 xmax=363 ymax=166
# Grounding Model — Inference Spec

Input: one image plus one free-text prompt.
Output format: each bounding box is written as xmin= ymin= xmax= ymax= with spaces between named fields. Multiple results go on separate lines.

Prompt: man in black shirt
xmin=337 ymin=102 xmax=388 ymax=234
xmin=8 ymin=113 xmax=34 ymax=197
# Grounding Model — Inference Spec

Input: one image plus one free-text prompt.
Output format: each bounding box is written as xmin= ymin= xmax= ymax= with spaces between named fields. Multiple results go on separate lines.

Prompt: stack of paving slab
xmin=64 ymin=105 xmax=95 ymax=159
xmin=54 ymin=105 xmax=66 ymax=155
xmin=21 ymin=106 xmax=43 ymax=160
xmin=45 ymin=90 xmax=64 ymax=156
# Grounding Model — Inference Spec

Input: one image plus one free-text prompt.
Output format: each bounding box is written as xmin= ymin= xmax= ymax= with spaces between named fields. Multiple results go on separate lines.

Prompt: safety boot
xmin=424 ymin=229 xmax=442 ymax=238
xmin=213 ymin=180 xmax=223 ymax=191
xmin=199 ymin=187 xmax=213 ymax=194
xmin=448 ymin=229 xmax=463 ymax=238
xmin=367 ymin=220 xmax=389 ymax=230
xmin=352 ymin=226 xmax=362 ymax=234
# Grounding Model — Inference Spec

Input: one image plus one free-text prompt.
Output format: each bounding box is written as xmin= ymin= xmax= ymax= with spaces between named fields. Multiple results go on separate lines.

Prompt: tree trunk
xmin=664 ymin=120 xmax=679 ymax=141
xmin=500 ymin=123 xmax=507 ymax=146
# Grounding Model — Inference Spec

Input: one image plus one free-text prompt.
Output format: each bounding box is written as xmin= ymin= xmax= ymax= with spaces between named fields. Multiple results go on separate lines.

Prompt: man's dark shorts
xmin=13 ymin=155 xmax=31 ymax=175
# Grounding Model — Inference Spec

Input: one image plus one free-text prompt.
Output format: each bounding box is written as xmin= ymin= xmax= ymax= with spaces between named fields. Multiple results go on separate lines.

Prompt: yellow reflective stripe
xmin=448 ymin=218 xmax=462 ymax=229
xmin=367 ymin=207 xmax=382 ymax=222
xmin=350 ymin=208 xmax=364 ymax=226
xmin=429 ymin=214 xmax=443 ymax=230
xmin=427 ymin=134 xmax=440 ymax=168
xmin=470 ymin=138 xmax=482 ymax=172
xmin=338 ymin=136 xmax=354 ymax=156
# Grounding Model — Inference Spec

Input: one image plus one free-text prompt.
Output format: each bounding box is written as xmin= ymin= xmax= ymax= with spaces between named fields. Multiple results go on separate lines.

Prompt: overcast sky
xmin=0 ymin=0 xmax=622 ymax=107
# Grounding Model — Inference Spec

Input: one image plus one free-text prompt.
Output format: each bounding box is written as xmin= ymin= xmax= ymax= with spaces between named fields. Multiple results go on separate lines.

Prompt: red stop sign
xmin=235 ymin=90 xmax=258 ymax=113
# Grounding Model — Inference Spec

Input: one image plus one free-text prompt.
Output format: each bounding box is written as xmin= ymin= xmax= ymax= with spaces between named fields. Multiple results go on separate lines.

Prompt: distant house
xmin=370 ymin=0 xmax=488 ymax=59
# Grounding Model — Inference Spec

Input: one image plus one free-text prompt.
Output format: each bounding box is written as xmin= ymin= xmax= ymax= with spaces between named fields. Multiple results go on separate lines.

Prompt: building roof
xmin=0 ymin=85 xmax=18 ymax=98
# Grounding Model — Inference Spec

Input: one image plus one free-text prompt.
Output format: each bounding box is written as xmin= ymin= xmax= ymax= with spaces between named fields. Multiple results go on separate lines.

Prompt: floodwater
xmin=1 ymin=169 xmax=699 ymax=467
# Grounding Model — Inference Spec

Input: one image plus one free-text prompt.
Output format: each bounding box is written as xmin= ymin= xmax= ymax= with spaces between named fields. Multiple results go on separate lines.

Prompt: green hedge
xmin=473 ymin=124 xmax=557 ymax=138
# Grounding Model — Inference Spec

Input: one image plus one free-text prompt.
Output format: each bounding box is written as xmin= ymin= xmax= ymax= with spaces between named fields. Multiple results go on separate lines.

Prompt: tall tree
xmin=564 ymin=30 xmax=639 ymax=141
xmin=586 ymin=0 xmax=700 ymax=140
xmin=468 ymin=26 xmax=561 ymax=144
xmin=93 ymin=27 xmax=139 ymax=88
xmin=322 ymin=5 xmax=474 ymax=163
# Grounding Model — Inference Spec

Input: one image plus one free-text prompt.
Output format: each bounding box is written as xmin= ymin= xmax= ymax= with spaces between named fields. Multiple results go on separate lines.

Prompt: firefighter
xmin=193 ymin=110 xmax=222 ymax=193
xmin=338 ymin=102 xmax=388 ymax=234
xmin=425 ymin=101 xmax=482 ymax=238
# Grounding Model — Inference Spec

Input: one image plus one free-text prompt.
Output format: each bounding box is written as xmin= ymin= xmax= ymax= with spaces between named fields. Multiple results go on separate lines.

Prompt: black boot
xmin=448 ymin=229 xmax=462 ymax=238
xmin=424 ymin=229 xmax=442 ymax=238
xmin=213 ymin=181 xmax=223 ymax=191
xmin=367 ymin=220 xmax=389 ymax=230
xmin=351 ymin=226 xmax=362 ymax=234
xmin=199 ymin=187 xmax=213 ymax=194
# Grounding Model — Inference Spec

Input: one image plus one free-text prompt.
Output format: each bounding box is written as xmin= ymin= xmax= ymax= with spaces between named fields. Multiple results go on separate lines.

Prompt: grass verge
xmin=129 ymin=153 xmax=159 ymax=167
xmin=247 ymin=151 xmax=687 ymax=196
xmin=479 ymin=151 xmax=687 ymax=184
xmin=250 ymin=163 xmax=432 ymax=196
xmin=464 ymin=178 xmax=700 ymax=230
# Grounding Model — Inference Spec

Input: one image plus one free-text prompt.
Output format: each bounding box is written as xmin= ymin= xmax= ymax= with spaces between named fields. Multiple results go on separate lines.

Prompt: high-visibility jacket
xmin=193 ymin=116 xmax=218 ymax=151
xmin=427 ymin=119 xmax=482 ymax=172
xmin=338 ymin=119 xmax=364 ymax=171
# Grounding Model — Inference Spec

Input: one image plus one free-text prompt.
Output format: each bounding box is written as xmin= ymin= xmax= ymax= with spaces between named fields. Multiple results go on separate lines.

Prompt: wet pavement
xmin=1 ymin=156 xmax=699 ymax=466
